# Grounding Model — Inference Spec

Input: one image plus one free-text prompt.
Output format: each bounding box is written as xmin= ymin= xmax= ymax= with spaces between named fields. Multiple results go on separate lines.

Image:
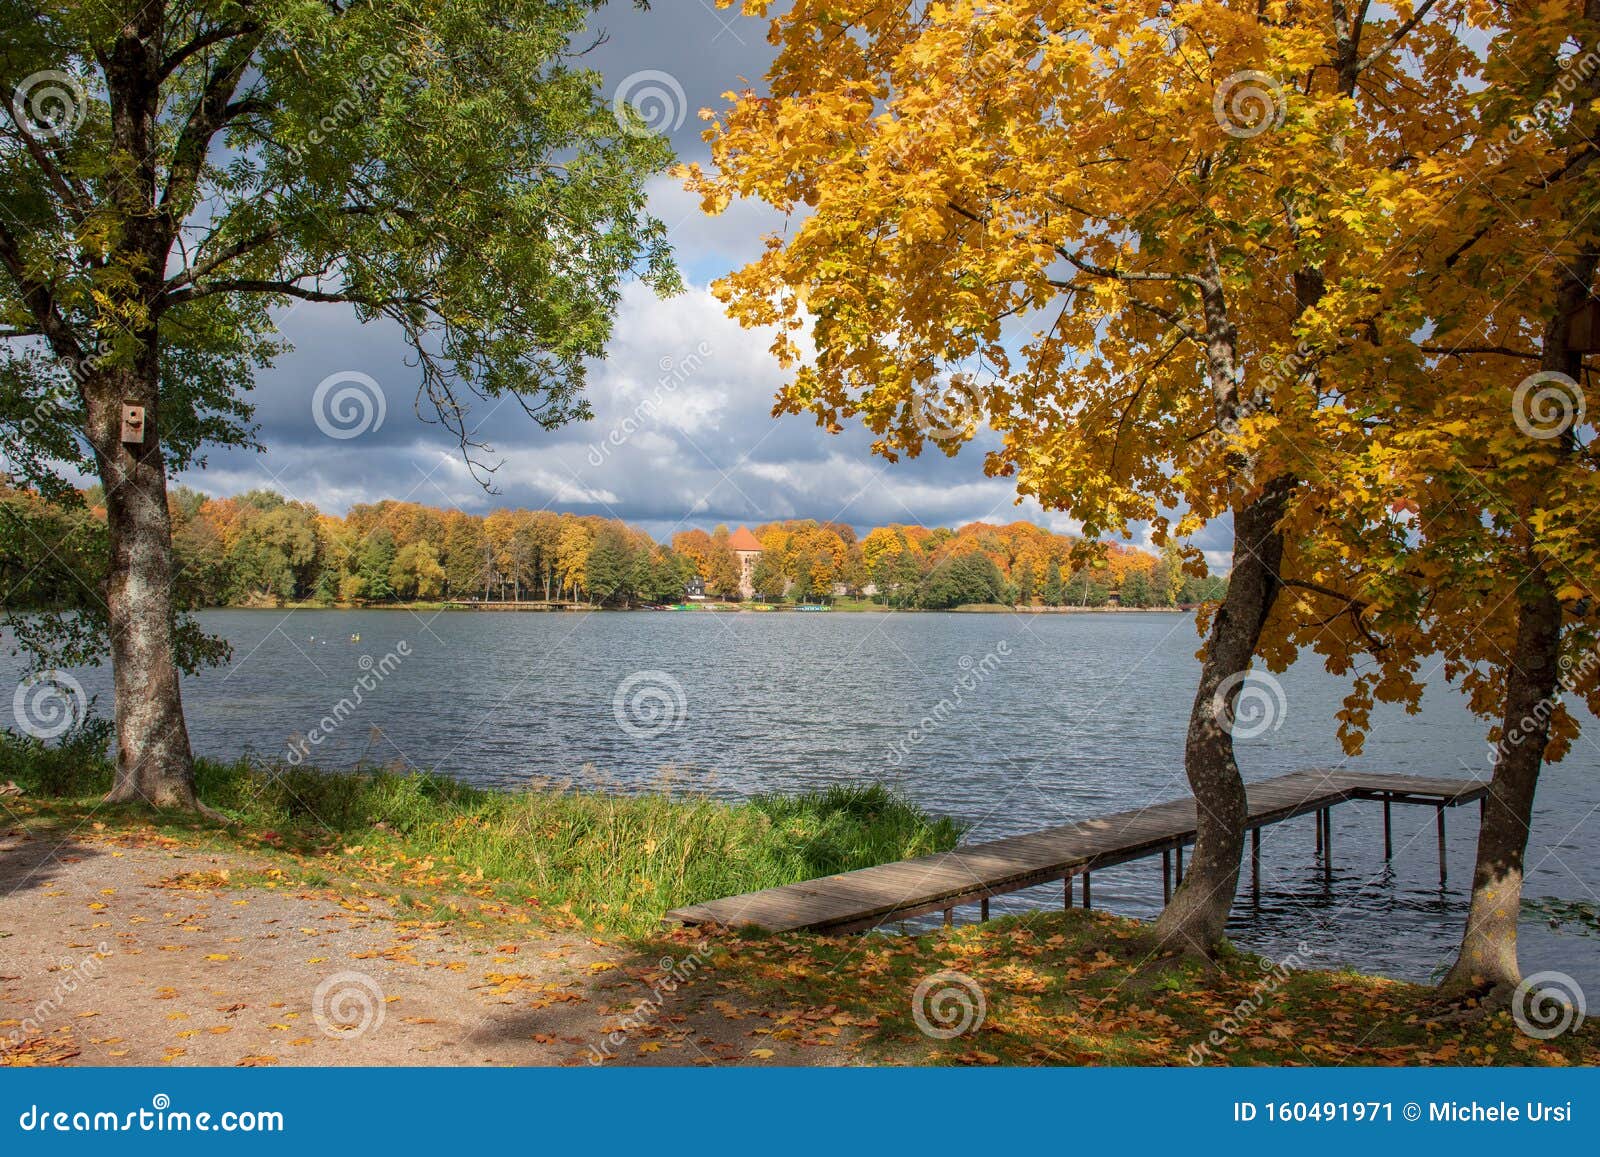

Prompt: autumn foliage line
xmin=1 ymin=482 xmax=1220 ymax=611
xmin=689 ymin=0 xmax=1600 ymax=988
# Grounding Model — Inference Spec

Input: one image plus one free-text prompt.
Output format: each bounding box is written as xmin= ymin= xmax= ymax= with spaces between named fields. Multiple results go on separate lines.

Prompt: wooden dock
xmin=664 ymin=770 xmax=1488 ymax=935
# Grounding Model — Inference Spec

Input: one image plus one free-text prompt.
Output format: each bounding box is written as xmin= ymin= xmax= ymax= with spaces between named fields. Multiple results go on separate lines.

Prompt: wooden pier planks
xmin=663 ymin=769 xmax=1488 ymax=935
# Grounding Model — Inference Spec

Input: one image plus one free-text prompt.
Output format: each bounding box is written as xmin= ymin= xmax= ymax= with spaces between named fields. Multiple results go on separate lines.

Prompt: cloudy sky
xmin=177 ymin=1 xmax=1229 ymax=565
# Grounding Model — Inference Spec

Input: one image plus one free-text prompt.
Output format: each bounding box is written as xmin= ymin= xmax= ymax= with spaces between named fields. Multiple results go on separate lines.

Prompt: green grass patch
xmin=1 ymin=727 xmax=963 ymax=937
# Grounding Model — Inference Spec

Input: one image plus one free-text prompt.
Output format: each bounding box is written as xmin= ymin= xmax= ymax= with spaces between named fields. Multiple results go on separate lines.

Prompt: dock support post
xmin=1315 ymin=808 xmax=1324 ymax=855
xmin=1083 ymin=873 xmax=1092 ymax=910
xmin=1436 ymin=806 xmax=1447 ymax=886
xmin=1064 ymin=875 xmax=1073 ymax=909
xmin=1323 ymin=810 xmax=1333 ymax=883
xmin=943 ymin=907 xmax=953 ymax=928
xmin=980 ymin=896 xmax=989 ymax=922
xmin=1175 ymin=843 xmax=1184 ymax=886
xmin=1383 ymin=798 xmax=1393 ymax=860
xmin=1162 ymin=849 xmax=1172 ymax=903
xmin=1251 ymin=827 xmax=1261 ymax=905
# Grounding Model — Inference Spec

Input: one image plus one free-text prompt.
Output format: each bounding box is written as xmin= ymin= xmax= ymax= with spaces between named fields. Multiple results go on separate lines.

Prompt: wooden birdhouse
xmin=120 ymin=405 xmax=146 ymax=444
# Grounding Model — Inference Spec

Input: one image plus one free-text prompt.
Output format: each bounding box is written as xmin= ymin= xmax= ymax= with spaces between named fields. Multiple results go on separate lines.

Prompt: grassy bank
xmin=0 ymin=728 xmax=963 ymax=937
xmin=660 ymin=910 xmax=1600 ymax=1066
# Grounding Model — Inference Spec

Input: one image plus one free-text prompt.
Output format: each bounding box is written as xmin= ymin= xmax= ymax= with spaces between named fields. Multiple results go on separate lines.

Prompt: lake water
xmin=8 ymin=607 xmax=1598 ymax=987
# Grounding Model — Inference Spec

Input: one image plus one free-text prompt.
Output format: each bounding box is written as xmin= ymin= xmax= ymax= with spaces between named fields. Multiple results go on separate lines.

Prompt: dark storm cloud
xmin=171 ymin=1 xmax=1232 ymax=567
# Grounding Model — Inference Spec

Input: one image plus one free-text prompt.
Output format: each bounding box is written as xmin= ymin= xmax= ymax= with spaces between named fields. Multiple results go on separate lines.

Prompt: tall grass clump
xmin=1 ymin=726 xmax=965 ymax=936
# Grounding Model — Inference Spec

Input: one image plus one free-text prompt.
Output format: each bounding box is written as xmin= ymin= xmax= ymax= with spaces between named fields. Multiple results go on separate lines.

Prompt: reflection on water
xmin=7 ymin=607 xmax=1596 ymax=987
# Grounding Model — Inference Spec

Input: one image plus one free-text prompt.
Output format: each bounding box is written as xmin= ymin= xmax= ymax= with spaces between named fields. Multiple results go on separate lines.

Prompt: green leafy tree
xmin=751 ymin=549 xmax=786 ymax=601
xmin=1069 ymin=567 xmax=1112 ymax=608
xmin=1120 ymin=568 xmax=1152 ymax=609
xmin=441 ymin=515 xmax=488 ymax=599
xmin=918 ymin=553 xmax=1003 ymax=609
xmin=389 ymin=540 xmax=446 ymax=600
xmin=584 ymin=523 xmax=636 ymax=605
xmin=0 ymin=0 xmax=679 ymax=807
xmin=886 ymin=550 xmax=924 ymax=608
xmin=222 ymin=492 xmax=318 ymax=602
xmin=358 ymin=530 xmax=397 ymax=602
xmin=1042 ymin=559 xmax=1064 ymax=608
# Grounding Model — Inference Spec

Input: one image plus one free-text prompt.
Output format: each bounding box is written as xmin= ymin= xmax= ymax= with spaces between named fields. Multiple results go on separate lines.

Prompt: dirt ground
xmin=0 ymin=826 xmax=849 ymax=1067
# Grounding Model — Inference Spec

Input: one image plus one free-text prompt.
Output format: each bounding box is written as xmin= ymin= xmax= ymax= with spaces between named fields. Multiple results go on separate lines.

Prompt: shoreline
xmin=3 ymin=753 xmax=1594 ymax=1068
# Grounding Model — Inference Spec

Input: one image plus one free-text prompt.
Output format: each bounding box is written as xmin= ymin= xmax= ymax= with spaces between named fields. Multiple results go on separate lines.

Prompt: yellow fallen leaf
xmin=749 ymin=1048 xmax=775 ymax=1059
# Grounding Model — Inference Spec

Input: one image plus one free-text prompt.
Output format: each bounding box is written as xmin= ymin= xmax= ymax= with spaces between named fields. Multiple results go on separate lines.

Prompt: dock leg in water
xmin=1251 ymin=827 xmax=1261 ymax=905
xmin=1163 ymin=849 xmax=1172 ymax=903
xmin=1083 ymin=872 xmax=1092 ymax=910
xmin=1436 ymin=806 xmax=1448 ymax=886
xmin=1383 ymin=798 xmax=1393 ymax=860
xmin=1322 ymin=810 xmax=1333 ymax=884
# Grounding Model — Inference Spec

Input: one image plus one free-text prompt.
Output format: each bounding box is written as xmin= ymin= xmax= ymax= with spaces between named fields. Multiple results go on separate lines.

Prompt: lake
xmin=8 ymin=607 xmax=1597 ymax=988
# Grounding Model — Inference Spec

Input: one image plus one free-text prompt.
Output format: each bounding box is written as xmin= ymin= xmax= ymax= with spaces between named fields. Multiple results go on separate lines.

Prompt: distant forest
xmin=0 ymin=485 xmax=1227 ymax=611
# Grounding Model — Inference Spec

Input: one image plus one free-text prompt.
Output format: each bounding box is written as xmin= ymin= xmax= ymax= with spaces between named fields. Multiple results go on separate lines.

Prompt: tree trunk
xmin=89 ymin=364 xmax=200 ymax=808
xmin=1152 ymin=474 xmax=1292 ymax=955
xmin=1440 ymin=205 xmax=1596 ymax=992
xmin=1442 ymin=574 xmax=1561 ymax=994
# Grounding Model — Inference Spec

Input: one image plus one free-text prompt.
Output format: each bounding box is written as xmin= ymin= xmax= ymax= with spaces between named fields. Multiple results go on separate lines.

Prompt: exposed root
xmin=1425 ymin=976 xmax=1518 ymax=1025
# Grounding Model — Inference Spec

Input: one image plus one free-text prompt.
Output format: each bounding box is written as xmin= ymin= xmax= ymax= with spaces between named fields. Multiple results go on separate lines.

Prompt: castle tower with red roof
xmin=728 ymin=526 xmax=763 ymax=599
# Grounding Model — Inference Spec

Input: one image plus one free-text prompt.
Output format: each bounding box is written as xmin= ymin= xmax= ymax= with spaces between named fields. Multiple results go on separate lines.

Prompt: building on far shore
xmin=728 ymin=525 xmax=763 ymax=599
